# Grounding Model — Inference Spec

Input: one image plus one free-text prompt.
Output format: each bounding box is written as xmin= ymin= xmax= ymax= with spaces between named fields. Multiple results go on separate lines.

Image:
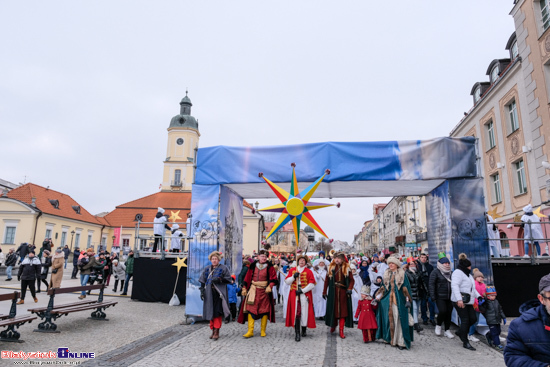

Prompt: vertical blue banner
xmin=449 ymin=179 xmax=492 ymax=283
xmin=185 ymin=184 xmax=220 ymax=318
xmin=426 ymin=181 xmax=453 ymax=269
xmin=219 ymin=186 xmax=243 ymax=278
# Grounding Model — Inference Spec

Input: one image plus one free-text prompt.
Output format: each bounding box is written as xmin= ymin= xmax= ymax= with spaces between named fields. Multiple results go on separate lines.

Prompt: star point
xmin=172 ymin=257 xmax=187 ymax=272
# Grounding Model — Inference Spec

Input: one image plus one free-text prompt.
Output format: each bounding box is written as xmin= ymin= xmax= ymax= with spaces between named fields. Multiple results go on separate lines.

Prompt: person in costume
xmin=170 ymin=224 xmax=183 ymax=253
xmin=350 ymin=264 xmax=362 ymax=323
xmin=285 ymin=254 xmax=316 ymax=341
xmin=486 ymin=212 xmax=501 ymax=258
xmin=238 ymin=249 xmax=278 ymax=338
xmin=313 ymin=260 xmax=327 ymax=320
xmin=375 ymin=255 xmax=414 ymax=350
xmin=199 ymin=251 xmax=232 ymax=340
xmin=521 ymin=204 xmax=544 ymax=257
xmin=322 ymin=251 xmax=355 ymax=339
xmin=153 ymin=207 xmax=171 ymax=253
xmin=355 ymin=285 xmax=378 ymax=343
xmin=279 ymin=260 xmax=290 ymax=317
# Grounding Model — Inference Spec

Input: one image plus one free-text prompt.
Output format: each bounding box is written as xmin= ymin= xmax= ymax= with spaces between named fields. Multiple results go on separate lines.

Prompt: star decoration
xmin=258 ymin=164 xmax=339 ymax=244
xmin=172 ymin=257 xmax=187 ymax=272
xmin=169 ymin=210 xmax=182 ymax=223
xmin=487 ymin=207 xmax=502 ymax=219
xmin=534 ymin=206 xmax=548 ymax=218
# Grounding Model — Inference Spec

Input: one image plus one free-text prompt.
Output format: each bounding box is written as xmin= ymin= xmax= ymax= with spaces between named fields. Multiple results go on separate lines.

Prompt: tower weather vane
xmin=256 ymin=163 xmax=340 ymax=245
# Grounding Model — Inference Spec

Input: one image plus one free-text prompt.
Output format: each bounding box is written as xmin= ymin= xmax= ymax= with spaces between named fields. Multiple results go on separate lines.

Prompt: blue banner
xmin=185 ymin=184 xmax=220 ymax=318
xmin=426 ymin=181 xmax=453 ymax=269
xmin=219 ymin=186 xmax=243 ymax=277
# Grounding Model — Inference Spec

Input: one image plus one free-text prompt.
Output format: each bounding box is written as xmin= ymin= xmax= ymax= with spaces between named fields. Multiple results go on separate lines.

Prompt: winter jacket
xmin=227 ymin=282 xmax=239 ymax=304
xmin=80 ymin=256 xmax=97 ymax=275
xmin=125 ymin=255 xmax=134 ymax=274
xmin=405 ymin=269 xmax=422 ymax=300
xmin=72 ymin=250 xmax=81 ymax=265
xmin=17 ymin=256 xmax=41 ymax=280
xmin=481 ymin=298 xmax=506 ymax=325
xmin=429 ymin=268 xmax=452 ymax=301
xmin=16 ymin=243 xmax=29 ymax=259
xmin=94 ymin=258 xmax=107 ymax=278
xmin=50 ymin=253 xmax=64 ymax=288
xmin=450 ymin=269 xmax=480 ymax=304
xmin=63 ymin=247 xmax=70 ymax=259
xmin=415 ymin=260 xmax=433 ymax=296
xmin=504 ymin=300 xmax=550 ymax=367
xmin=112 ymin=263 xmax=126 ymax=279
xmin=39 ymin=256 xmax=52 ymax=280
xmin=5 ymin=253 xmax=17 ymax=267
xmin=153 ymin=212 xmax=171 ymax=236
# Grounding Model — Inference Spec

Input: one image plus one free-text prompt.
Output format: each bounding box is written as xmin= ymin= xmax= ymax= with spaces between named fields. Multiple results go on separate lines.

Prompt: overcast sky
xmin=1 ymin=1 xmax=516 ymax=244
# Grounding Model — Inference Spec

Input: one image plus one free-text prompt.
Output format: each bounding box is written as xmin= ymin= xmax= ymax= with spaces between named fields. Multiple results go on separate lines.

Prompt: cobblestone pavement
xmin=0 ymin=272 xmax=507 ymax=366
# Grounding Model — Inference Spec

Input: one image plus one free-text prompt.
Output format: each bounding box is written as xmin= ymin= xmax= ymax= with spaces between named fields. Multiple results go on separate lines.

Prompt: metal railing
xmin=134 ymin=220 xmax=193 ymax=260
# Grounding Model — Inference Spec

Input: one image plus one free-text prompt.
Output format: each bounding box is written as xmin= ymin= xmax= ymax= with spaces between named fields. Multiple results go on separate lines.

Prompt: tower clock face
xmin=176 ymin=138 xmax=184 ymax=145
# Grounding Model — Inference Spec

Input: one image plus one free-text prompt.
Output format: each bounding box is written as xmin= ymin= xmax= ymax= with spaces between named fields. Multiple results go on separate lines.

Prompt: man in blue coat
xmin=504 ymin=273 xmax=550 ymax=367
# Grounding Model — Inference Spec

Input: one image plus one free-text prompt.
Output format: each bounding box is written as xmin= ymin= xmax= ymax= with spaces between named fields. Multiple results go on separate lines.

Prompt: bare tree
xmin=263 ymin=213 xmax=279 ymax=223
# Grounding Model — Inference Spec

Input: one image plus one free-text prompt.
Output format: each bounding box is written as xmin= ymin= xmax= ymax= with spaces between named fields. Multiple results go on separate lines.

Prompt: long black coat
xmin=39 ymin=257 xmax=52 ymax=280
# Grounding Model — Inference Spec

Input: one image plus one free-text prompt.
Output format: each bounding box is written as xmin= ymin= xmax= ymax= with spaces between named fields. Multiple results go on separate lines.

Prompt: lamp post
xmin=70 ymin=230 xmax=75 ymax=251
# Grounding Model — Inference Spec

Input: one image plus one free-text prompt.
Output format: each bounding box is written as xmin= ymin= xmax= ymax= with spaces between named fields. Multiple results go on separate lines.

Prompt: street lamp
xmin=70 ymin=230 xmax=75 ymax=251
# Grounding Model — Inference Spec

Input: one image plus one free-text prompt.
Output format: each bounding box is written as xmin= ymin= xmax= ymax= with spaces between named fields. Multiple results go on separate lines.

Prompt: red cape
xmin=285 ymin=267 xmax=316 ymax=328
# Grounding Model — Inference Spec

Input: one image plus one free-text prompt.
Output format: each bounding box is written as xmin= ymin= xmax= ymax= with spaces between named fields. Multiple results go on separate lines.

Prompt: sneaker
xmin=468 ymin=335 xmax=480 ymax=342
xmin=435 ymin=325 xmax=442 ymax=336
xmin=494 ymin=345 xmax=504 ymax=351
xmin=523 ymin=254 xmax=530 ymax=258
xmin=5 ymin=278 xmax=11 ymax=281
xmin=444 ymin=330 xmax=455 ymax=339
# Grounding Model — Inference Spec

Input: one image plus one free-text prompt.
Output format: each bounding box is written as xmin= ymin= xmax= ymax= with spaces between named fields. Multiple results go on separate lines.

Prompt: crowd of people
xmin=197 ymin=248 xmax=550 ymax=366
xmin=5 ymin=237 xmax=134 ymax=304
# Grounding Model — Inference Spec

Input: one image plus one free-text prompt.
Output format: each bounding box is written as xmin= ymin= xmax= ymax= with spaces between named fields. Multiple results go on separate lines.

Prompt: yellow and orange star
xmin=258 ymin=164 xmax=339 ymax=243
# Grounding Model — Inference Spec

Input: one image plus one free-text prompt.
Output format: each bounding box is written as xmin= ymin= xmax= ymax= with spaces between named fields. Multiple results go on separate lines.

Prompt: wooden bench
xmin=27 ymin=284 xmax=117 ymax=333
xmin=0 ymin=291 xmax=37 ymax=342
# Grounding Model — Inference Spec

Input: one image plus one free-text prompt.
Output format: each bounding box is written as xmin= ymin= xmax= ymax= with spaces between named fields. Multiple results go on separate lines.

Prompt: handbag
xmin=52 ymin=268 xmax=58 ymax=274
xmin=461 ymin=292 xmax=471 ymax=303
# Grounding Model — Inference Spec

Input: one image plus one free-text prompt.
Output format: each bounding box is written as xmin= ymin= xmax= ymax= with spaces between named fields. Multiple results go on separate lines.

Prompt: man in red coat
xmin=238 ymin=249 xmax=278 ymax=338
xmin=285 ymin=254 xmax=316 ymax=341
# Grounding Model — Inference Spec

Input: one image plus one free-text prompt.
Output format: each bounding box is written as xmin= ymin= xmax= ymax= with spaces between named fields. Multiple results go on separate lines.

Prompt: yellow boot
xmin=260 ymin=315 xmax=268 ymax=337
xmin=243 ymin=314 xmax=255 ymax=338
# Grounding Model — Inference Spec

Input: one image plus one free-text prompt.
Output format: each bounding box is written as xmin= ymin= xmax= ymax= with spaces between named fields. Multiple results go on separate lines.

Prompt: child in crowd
xmin=370 ymin=276 xmax=383 ymax=297
xmin=469 ymin=268 xmax=486 ymax=342
xmin=226 ymin=275 xmax=240 ymax=322
xmin=355 ymin=285 xmax=378 ymax=343
xmin=479 ymin=285 xmax=506 ymax=350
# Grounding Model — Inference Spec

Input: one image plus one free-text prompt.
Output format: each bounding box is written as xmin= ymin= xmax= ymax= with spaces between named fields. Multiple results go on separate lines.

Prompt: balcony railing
xmin=171 ymin=180 xmax=183 ymax=187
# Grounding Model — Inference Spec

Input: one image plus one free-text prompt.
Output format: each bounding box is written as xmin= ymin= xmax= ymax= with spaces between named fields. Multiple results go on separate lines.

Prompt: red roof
xmin=104 ymin=191 xmax=192 ymax=228
xmin=243 ymin=200 xmax=254 ymax=210
xmin=7 ymin=183 xmax=102 ymax=225
xmin=264 ymin=221 xmax=294 ymax=233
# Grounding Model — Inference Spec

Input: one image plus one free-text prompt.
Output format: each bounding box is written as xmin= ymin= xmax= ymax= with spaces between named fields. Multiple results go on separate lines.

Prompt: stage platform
xmin=132 ymin=254 xmax=187 ymax=304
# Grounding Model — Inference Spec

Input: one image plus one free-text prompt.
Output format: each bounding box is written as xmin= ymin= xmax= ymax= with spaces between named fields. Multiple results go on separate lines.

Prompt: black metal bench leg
xmin=34 ymin=312 xmax=60 ymax=333
xmin=89 ymin=307 xmax=109 ymax=321
xmin=0 ymin=325 xmax=23 ymax=343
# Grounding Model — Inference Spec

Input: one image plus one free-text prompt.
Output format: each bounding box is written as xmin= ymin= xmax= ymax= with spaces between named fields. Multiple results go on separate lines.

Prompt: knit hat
xmin=373 ymin=253 xmax=379 ymax=259
xmin=458 ymin=253 xmax=471 ymax=268
xmin=438 ymin=257 xmax=450 ymax=264
xmin=386 ymin=255 xmax=401 ymax=267
xmin=437 ymin=252 xmax=447 ymax=259
xmin=361 ymin=285 xmax=370 ymax=295
xmin=472 ymin=268 xmax=484 ymax=279
xmin=486 ymin=285 xmax=497 ymax=295
xmin=231 ymin=274 xmax=236 ymax=280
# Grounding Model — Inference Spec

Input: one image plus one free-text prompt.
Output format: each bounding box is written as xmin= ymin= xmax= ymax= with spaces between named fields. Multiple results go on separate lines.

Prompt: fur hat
xmin=361 ymin=285 xmax=371 ymax=295
xmin=472 ymin=268 xmax=484 ymax=279
xmin=296 ymin=254 xmax=310 ymax=265
xmin=334 ymin=252 xmax=347 ymax=261
xmin=258 ymin=249 xmax=269 ymax=256
xmin=208 ymin=251 xmax=223 ymax=261
xmin=43 ymin=250 xmax=51 ymax=256
xmin=458 ymin=253 xmax=471 ymax=268
xmin=158 ymin=207 xmax=165 ymax=214
xmin=386 ymin=255 xmax=401 ymax=267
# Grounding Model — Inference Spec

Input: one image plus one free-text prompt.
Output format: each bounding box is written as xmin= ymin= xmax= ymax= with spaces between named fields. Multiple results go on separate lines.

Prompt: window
xmin=543 ymin=0 xmax=550 ymax=31
xmin=72 ymin=205 xmax=81 ymax=214
xmin=87 ymin=234 xmax=92 ymax=247
xmin=45 ymin=229 xmax=51 ymax=239
xmin=500 ymin=232 xmax=510 ymax=249
xmin=474 ymin=88 xmax=481 ymax=103
xmin=491 ymin=173 xmax=502 ymax=203
xmin=3 ymin=226 xmax=16 ymax=244
xmin=490 ymin=66 xmax=499 ymax=83
xmin=508 ymin=100 xmax=519 ymax=133
xmin=61 ymin=231 xmax=67 ymax=247
xmin=122 ymin=238 xmax=130 ymax=246
xmin=486 ymin=120 xmax=496 ymax=149
xmin=101 ymin=236 xmax=106 ymax=246
xmin=49 ymin=199 xmax=59 ymax=209
xmin=75 ymin=233 xmax=80 ymax=247
xmin=514 ymin=160 xmax=528 ymax=195
xmin=174 ymin=169 xmax=181 ymax=184
xmin=511 ymin=42 xmax=518 ymax=59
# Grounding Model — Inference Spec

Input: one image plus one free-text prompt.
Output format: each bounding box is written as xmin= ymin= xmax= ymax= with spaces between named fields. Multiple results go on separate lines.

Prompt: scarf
xmin=457 ymin=263 xmax=470 ymax=277
xmin=437 ymin=262 xmax=452 ymax=282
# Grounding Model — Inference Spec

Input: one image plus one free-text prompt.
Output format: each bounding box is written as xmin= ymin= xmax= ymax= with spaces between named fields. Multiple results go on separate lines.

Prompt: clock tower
xmin=161 ymin=92 xmax=200 ymax=192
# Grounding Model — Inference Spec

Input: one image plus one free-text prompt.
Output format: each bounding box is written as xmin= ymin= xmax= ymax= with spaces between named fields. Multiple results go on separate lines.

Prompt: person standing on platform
xmin=313 ymin=260 xmax=327 ymax=320
xmin=238 ymin=249 xmax=278 ymax=338
xmin=71 ymin=247 xmax=81 ymax=279
xmin=504 ymin=273 xmax=550 ymax=366
xmin=170 ymin=224 xmax=183 ymax=253
xmin=416 ymin=253 xmax=436 ymax=326
xmin=521 ymin=204 xmax=544 ymax=257
xmin=323 ymin=251 xmax=355 ymax=339
xmin=153 ymin=207 xmax=171 ymax=253
xmin=17 ymin=251 xmax=41 ymax=304
xmin=120 ymin=250 xmax=134 ymax=296
xmin=486 ymin=212 xmax=502 ymax=258
xmin=199 ymin=251 xmax=232 ymax=340
xmin=284 ymin=254 xmax=316 ymax=341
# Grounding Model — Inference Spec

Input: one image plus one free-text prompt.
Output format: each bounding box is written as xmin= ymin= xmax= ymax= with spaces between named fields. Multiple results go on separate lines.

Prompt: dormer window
xmin=48 ymin=199 xmax=59 ymax=209
xmin=72 ymin=205 xmax=81 ymax=214
xmin=510 ymin=42 xmax=518 ymax=59
xmin=490 ymin=66 xmax=500 ymax=83
xmin=474 ymin=87 xmax=481 ymax=103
